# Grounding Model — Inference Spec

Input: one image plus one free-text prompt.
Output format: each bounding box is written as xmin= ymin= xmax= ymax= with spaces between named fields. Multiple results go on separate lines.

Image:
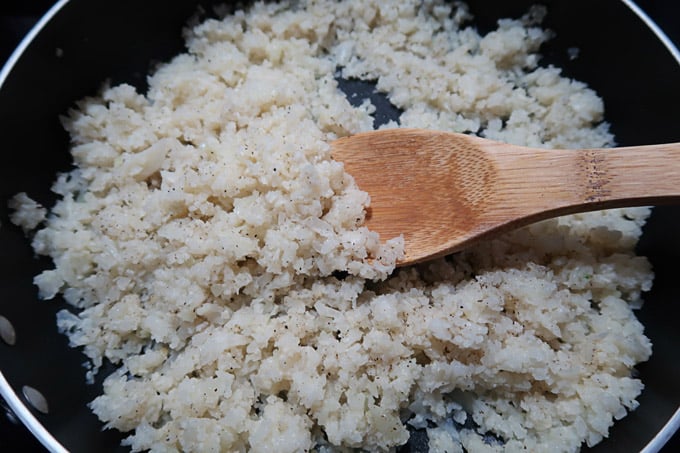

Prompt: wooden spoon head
xmin=331 ymin=129 xmax=497 ymax=265
xmin=333 ymin=129 xmax=680 ymax=265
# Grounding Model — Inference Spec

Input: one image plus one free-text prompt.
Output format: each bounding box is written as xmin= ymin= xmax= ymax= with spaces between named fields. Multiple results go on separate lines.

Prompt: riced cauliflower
xmin=11 ymin=1 xmax=653 ymax=451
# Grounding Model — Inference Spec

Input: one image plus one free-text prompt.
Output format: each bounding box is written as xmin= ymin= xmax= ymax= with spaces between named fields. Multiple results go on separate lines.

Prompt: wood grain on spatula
xmin=331 ymin=128 xmax=680 ymax=266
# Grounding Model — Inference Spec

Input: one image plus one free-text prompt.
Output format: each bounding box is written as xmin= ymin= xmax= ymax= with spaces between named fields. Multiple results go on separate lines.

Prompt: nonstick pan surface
xmin=0 ymin=1 xmax=679 ymax=451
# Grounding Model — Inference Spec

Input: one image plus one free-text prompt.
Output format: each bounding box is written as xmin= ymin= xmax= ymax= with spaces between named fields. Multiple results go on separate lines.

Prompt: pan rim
xmin=0 ymin=1 xmax=678 ymax=452
xmin=618 ymin=5 xmax=680 ymax=453
xmin=0 ymin=0 xmax=70 ymax=92
xmin=0 ymin=371 xmax=68 ymax=453
xmin=621 ymin=0 xmax=680 ymax=65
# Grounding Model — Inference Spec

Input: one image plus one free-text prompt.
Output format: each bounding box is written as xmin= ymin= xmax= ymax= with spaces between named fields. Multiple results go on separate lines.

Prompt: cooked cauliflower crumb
xmin=11 ymin=1 xmax=652 ymax=452
xmin=8 ymin=192 xmax=46 ymax=233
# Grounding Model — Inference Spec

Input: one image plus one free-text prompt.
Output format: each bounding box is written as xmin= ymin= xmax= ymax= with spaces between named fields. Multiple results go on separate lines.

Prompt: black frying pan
xmin=0 ymin=1 xmax=679 ymax=451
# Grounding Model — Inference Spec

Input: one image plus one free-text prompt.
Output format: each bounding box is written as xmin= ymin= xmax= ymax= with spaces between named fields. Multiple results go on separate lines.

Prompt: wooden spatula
xmin=331 ymin=128 xmax=680 ymax=266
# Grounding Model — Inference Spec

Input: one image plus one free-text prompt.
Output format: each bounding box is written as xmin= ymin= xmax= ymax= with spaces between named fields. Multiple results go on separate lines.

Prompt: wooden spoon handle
xmin=483 ymin=142 xmax=680 ymax=219
xmin=577 ymin=143 xmax=680 ymax=204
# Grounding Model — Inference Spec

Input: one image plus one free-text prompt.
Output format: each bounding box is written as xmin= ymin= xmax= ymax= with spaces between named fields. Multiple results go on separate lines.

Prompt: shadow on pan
xmin=0 ymin=0 xmax=678 ymax=451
